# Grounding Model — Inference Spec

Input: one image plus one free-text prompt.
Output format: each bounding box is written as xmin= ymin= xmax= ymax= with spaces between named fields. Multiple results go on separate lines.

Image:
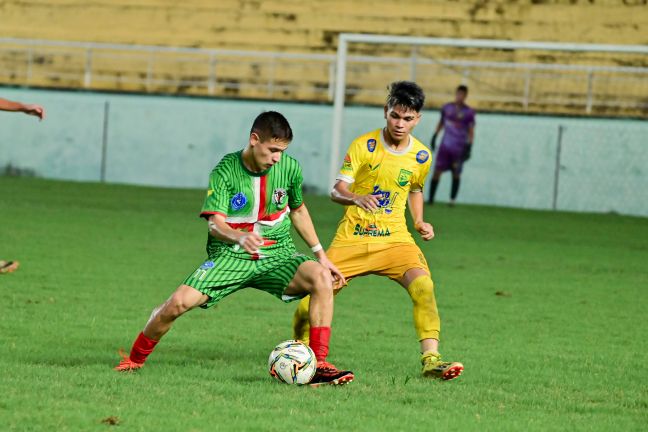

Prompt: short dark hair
xmin=386 ymin=81 xmax=425 ymax=112
xmin=250 ymin=111 xmax=293 ymax=142
xmin=457 ymin=85 xmax=468 ymax=93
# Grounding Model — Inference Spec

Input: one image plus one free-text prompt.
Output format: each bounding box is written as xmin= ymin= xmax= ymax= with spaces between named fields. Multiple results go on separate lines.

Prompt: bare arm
xmin=0 ymin=98 xmax=45 ymax=120
xmin=330 ymin=180 xmax=380 ymax=211
xmin=207 ymin=214 xmax=263 ymax=254
xmin=289 ymin=204 xmax=345 ymax=284
xmin=408 ymin=191 xmax=434 ymax=241
xmin=468 ymin=125 xmax=474 ymax=145
xmin=434 ymin=117 xmax=444 ymax=135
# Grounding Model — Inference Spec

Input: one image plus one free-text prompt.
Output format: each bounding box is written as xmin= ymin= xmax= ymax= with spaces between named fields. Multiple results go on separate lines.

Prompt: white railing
xmin=1 ymin=37 xmax=647 ymax=118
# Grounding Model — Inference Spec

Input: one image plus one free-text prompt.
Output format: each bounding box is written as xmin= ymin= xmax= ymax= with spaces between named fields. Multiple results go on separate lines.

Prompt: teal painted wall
xmin=1 ymin=88 xmax=647 ymax=216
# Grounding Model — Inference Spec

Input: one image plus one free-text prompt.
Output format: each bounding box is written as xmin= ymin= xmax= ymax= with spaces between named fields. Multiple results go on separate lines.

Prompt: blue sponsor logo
xmin=416 ymin=150 xmax=429 ymax=164
xmin=367 ymin=139 xmax=377 ymax=153
xmin=200 ymin=261 xmax=215 ymax=270
xmin=231 ymin=192 xmax=247 ymax=211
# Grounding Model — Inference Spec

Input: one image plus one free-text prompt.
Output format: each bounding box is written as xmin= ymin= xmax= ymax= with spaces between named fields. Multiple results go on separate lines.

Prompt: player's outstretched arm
xmin=0 ymin=98 xmax=45 ymax=120
xmin=206 ymin=214 xmax=263 ymax=254
xmin=330 ymin=180 xmax=380 ymax=212
xmin=289 ymin=204 xmax=346 ymax=286
xmin=408 ymin=191 xmax=435 ymax=241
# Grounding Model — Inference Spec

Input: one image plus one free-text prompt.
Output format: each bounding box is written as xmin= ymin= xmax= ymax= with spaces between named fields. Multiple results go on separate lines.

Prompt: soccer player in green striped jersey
xmin=115 ymin=111 xmax=354 ymax=386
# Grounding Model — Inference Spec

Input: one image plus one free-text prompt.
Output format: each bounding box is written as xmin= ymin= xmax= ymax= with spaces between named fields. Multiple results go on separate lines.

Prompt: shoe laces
xmin=317 ymin=361 xmax=337 ymax=372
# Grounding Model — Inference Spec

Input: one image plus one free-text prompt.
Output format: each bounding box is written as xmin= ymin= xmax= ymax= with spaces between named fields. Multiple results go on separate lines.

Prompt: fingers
xmin=356 ymin=194 xmax=380 ymax=211
xmin=238 ymin=233 xmax=264 ymax=254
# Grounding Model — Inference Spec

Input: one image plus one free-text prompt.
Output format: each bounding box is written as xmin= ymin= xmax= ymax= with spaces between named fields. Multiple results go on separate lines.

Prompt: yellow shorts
xmin=327 ymin=243 xmax=430 ymax=288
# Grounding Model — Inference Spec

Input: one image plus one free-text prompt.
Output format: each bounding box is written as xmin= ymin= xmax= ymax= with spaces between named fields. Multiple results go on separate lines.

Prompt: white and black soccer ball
xmin=268 ymin=340 xmax=317 ymax=385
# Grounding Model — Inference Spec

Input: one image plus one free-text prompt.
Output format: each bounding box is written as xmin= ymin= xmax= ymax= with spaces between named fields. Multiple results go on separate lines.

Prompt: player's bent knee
xmin=162 ymin=294 xmax=193 ymax=319
xmin=407 ymin=276 xmax=435 ymax=304
xmin=309 ymin=266 xmax=333 ymax=295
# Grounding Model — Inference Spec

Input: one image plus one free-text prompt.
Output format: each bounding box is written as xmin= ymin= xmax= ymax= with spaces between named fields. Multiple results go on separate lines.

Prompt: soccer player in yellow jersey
xmin=292 ymin=81 xmax=463 ymax=380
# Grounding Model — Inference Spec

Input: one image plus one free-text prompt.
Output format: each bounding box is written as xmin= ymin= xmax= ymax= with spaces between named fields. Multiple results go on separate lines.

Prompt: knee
xmin=160 ymin=293 xmax=191 ymax=319
xmin=407 ymin=277 xmax=435 ymax=305
xmin=309 ymin=266 xmax=333 ymax=296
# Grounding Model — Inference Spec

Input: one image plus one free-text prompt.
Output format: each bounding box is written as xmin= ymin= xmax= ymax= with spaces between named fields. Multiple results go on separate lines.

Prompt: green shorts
xmin=182 ymin=250 xmax=314 ymax=309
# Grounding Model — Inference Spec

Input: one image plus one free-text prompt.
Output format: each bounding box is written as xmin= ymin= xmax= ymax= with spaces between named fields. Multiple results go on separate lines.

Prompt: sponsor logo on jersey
xmin=231 ymin=192 xmax=247 ymax=211
xmin=353 ymin=223 xmax=391 ymax=237
xmin=342 ymin=154 xmax=352 ymax=171
xmin=397 ymin=169 xmax=413 ymax=187
xmin=416 ymin=150 xmax=429 ymax=164
xmin=272 ymin=188 xmax=287 ymax=205
xmin=200 ymin=260 xmax=215 ymax=270
xmin=367 ymin=139 xmax=377 ymax=153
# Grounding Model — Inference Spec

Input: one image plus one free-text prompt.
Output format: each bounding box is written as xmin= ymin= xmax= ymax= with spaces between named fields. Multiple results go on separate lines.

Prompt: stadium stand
xmin=0 ymin=0 xmax=646 ymax=115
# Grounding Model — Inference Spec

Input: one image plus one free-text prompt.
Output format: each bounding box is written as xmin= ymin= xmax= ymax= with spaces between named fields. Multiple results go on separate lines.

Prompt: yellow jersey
xmin=331 ymin=128 xmax=432 ymax=247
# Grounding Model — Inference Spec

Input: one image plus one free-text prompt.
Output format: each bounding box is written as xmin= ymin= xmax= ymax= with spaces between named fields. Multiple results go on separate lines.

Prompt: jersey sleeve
xmin=411 ymin=151 xmax=432 ymax=193
xmin=337 ymin=139 xmax=364 ymax=184
xmin=200 ymin=168 xmax=230 ymax=218
xmin=288 ymin=160 xmax=304 ymax=210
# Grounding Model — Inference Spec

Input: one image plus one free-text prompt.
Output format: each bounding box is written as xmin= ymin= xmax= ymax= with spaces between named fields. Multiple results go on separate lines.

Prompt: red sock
xmin=309 ymin=326 xmax=331 ymax=362
xmin=129 ymin=332 xmax=159 ymax=364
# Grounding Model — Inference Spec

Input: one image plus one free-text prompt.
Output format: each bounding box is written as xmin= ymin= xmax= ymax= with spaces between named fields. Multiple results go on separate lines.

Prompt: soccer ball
xmin=268 ymin=340 xmax=317 ymax=385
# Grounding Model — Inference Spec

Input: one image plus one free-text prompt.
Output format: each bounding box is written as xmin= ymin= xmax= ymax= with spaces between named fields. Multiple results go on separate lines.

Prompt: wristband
xmin=311 ymin=243 xmax=323 ymax=253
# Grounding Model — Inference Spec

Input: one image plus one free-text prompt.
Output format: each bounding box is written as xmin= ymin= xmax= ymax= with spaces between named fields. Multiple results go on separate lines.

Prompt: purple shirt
xmin=440 ymin=103 xmax=475 ymax=151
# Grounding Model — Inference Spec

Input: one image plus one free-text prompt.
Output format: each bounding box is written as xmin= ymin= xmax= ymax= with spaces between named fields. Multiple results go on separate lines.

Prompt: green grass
xmin=1 ymin=177 xmax=647 ymax=431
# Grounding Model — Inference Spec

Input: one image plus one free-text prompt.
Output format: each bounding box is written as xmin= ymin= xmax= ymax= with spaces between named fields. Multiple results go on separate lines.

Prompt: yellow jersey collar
xmin=380 ymin=129 xmax=412 ymax=156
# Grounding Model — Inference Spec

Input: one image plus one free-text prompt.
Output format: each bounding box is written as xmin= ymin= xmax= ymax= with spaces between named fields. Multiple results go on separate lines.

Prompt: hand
xmin=317 ymin=255 xmax=346 ymax=288
xmin=430 ymin=133 xmax=438 ymax=151
xmin=415 ymin=221 xmax=435 ymax=241
xmin=353 ymin=194 xmax=380 ymax=212
xmin=462 ymin=143 xmax=472 ymax=162
xmin=236 ymin=232 xmax=264 ymax=254
xmin=22 ymin=104 xmax=45 ymax=121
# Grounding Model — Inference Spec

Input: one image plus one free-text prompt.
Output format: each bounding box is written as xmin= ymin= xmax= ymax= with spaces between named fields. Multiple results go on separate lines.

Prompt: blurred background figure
xmin=428 ymin=85 xmax=475 ymax=206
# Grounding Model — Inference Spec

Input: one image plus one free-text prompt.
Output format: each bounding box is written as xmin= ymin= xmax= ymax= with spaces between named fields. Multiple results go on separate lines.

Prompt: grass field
xmin=1 ymin=177 xmax=647 ymax=431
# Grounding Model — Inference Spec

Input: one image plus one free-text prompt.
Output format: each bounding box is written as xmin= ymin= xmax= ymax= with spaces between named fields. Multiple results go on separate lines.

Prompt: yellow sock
xmin=407 ymin=275 xmax=440 ymax=341
xmin=292 ymin=295 xmax=311 ymax=342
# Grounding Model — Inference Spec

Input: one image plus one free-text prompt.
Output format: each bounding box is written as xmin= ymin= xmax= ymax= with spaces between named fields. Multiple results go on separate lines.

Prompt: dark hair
xmin=386 ymin=81 xmax=425 ymax=112
xmin=250 ymin=111 xmax=293 ymax=142
xmin=456 ymin=85 xmax=468 ymax=93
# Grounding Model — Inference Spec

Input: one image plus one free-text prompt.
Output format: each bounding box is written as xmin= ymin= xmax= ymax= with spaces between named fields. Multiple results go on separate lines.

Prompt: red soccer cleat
xmin=114 ymin=349 xmax=144 ymax=372
xmin=309 ymin=361 xmax=354 ymax=387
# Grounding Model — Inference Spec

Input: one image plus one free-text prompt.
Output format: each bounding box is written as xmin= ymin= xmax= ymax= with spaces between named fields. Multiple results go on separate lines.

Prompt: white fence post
xmin=84 ymin=48 xmax=92 ymax=87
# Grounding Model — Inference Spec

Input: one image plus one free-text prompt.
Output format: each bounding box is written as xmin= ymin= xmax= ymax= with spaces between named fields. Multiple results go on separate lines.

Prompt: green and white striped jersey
xmin=200 ymin=150 xmax=304 ymax=259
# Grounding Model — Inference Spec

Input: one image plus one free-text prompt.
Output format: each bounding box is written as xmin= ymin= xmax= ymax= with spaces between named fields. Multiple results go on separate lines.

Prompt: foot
xmin=0 ymin=260 xmax=19 ymax=274
xmin=448 ymin=199 xmax=456 ymax=207
xmin=421 ymin=351 xmax=463 ymax=381
xmin=309 ymin=361 xmax=354 ymax=387
xmin=114 ymin=349 xmax=144 ymax=372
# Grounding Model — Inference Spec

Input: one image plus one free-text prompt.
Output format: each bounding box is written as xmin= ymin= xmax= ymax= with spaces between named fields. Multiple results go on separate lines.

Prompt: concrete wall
xmin=1 ymin=88 xmax=646 ymax=216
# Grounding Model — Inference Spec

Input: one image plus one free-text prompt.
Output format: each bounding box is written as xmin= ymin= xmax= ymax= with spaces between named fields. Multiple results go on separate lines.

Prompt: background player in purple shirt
xmin=427 ymin=85 xmax=475 ymax=206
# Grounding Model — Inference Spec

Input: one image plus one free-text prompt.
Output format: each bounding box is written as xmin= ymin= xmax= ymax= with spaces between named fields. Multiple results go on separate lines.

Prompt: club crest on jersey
xmin=397 ymin=169 xmax=413 ymax=187
xmin=272 ymin=188 xmax=287 ymax=205
xmin=416 ymin=150 xmax=429 ymax=164
xmin=231 ymin=192 xmax=247 ymax=211
xmin=200 ymin=261 xmax=215 ymax=270
xmin=367 ymin=139 xmax=377 ymax=153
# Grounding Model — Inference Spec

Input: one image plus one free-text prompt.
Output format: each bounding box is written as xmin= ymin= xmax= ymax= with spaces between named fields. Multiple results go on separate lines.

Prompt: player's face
xmin=384 ymin=105 xmax=421 ymax=143
xmin=249 ymin=133 xmax=290 ymax=170
xmin=455 ymin=90 xmax=467 ymax=104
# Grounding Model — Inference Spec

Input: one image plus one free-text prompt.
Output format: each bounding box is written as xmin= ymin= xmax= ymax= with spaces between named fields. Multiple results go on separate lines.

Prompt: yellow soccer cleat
xmin=421 ymin=351 xmax=463 ymax=380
